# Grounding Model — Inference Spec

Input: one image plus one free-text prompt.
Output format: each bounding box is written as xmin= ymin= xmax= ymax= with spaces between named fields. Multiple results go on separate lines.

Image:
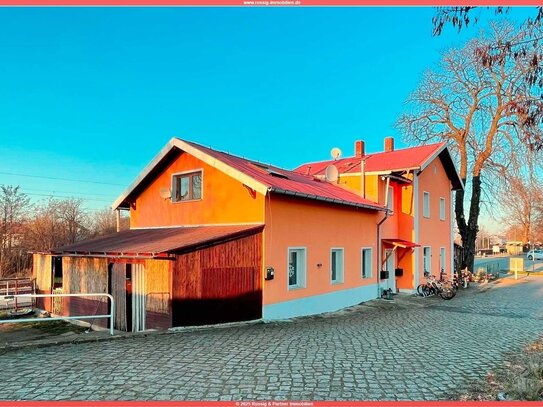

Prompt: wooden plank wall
xmin=62 ymin=257 xmax=109 ymax=328
xmin=110 ymin=263 xmax=127 ymax=331
xmin=172 ymin=232 xmax=262 ymax=326
xmin=32 ymin=254 xmax=52 ymax=311
xmin=144 ymin=259 xmax=172 ymax=330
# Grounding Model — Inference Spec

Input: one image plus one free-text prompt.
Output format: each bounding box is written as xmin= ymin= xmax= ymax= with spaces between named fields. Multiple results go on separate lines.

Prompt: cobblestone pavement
xmin=2 ymin=277 xmax=543 ymax=401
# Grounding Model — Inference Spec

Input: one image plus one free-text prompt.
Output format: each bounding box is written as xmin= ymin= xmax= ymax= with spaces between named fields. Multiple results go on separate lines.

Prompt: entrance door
xmin=131 ymin=264 xmax=146 ymax=332
xmin=385 ymin=249 xmax=396 ymax=293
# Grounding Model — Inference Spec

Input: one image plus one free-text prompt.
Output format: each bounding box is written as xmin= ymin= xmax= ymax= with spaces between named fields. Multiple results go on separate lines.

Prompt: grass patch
xmin=456 ymin=337 xmax=543 ymax=401
xmin=1 ymin=316 xmax=87 ymax=335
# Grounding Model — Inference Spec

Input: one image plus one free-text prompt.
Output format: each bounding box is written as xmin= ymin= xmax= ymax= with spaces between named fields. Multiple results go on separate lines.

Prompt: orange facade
xmin=263 ymin=194 xmax=380 ymax=306
xmin=119 ymin=138 xmax=458 ymax=320
xmin=338 ymin=154 xmax=453 ymax=293
xmin=130 ymin=151 xmax=265 ymax=228
xmin=417 ymin=158 xmax=453 ymax=283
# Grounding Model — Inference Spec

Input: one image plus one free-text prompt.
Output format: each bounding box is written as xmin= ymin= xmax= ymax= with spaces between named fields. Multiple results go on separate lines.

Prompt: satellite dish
xmin=159 ymin=187 xmax=171 ymax=199
xmin=330 ymin=147 xmax=342 ymax=160
xmin=324 ymin=165 xmax=339 ymax=182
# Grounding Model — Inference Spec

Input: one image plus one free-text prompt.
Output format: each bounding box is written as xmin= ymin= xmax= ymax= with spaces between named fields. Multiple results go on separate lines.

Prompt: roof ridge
xmin=182 ymin=138 xmax=293 ymax=173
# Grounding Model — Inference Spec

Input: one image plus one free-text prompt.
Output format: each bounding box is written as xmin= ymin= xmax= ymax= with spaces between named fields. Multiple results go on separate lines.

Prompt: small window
xmin=440 ymin=247 xmax=446 ymax=277
xmin=387 ymin=186 xmax=394 ymax=212
xmin=423 ymin=191 xmax=430 ymax=218
xmin=172 ymin=171 xmax=202 ymax=202
xmin=423 ymin=246 xmax=431 ymax=277
xmin=361 ymin=248 xmax=372 ymax=279
xmin=288 ymin=248 xmax=306 ymax=289
xmin=440 ymin=197 xmax=446 ymax=221
xmin=331 ymin=248 xmax=344 ymax=284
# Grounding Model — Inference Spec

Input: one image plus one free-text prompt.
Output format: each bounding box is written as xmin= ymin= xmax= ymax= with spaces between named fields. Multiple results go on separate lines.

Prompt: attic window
xmin=268 ymin=169 xmax=289 ymax=179
xmin=251 ymin=163 xmax=289 ymax=179
xmin=172 ymin=170 xmax=202 ymax=202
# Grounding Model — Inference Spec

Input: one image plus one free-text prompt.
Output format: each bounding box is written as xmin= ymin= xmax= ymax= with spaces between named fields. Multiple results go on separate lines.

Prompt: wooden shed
xmin=33 ymin=224 xmax=263 ymax=331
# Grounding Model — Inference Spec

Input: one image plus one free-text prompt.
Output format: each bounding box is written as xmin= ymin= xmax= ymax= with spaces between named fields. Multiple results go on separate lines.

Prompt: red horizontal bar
xmin=1 ymin=0 xmax=542 ymax=5
xmin=0 ymin=400 xmax=534 ymax=406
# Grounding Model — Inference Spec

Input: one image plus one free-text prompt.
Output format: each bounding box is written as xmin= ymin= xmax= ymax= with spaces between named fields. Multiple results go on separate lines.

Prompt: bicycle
xmin=417 ymin=273 xmax=456 ymax=300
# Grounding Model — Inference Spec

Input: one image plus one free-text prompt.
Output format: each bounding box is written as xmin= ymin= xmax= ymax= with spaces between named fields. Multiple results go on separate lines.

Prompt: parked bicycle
xmin=453 ymin=267 xmax=471 ymax=289
xmin=417 ymin=273 xmax=456 ymax=300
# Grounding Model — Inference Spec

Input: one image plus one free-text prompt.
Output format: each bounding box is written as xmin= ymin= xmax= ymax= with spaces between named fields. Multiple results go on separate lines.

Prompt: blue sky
xmin=0 ymin=7 xmax=530 ymax=216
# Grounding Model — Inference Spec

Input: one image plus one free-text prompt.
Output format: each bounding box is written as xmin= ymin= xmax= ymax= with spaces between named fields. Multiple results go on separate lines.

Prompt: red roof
xmin=53 ymin=225 xmax=263 ymax=257
xmin=295 ymin=142 xmax=447 ymax=175
xmin=294 ymin=142 xmax=462 ymax=190
xmin=185 ymin=141 xmax=384 ymax=211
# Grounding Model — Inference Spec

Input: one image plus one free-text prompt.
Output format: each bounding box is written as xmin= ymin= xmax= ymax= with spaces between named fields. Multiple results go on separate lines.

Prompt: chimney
xmin=355 ymin=140 xmax=365 ymax=157
xmin=384 ymin=136 xmax=394 ymax=152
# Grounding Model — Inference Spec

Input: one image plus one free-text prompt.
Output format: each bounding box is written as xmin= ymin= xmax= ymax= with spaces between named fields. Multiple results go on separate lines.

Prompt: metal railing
xmin=0 ymin=293 xmax=115 ymax=335
xmin=0 ymin=278 xmax=35 ymax=310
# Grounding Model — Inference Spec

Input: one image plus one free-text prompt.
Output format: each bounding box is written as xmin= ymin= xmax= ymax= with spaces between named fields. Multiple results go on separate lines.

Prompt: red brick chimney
xmin=384 ymin=137 xmax=394 ymax=152
xmin=355 ymin=140 xmax=365 ymax=158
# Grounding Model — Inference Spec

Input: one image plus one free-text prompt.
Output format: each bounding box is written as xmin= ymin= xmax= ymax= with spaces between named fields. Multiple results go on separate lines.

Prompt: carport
xmin=33 ymin=224 xmax=264 ymax=331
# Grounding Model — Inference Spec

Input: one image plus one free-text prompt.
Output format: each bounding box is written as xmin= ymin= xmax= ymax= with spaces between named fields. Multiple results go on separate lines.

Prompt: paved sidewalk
xmin=1 ymin=276 xmax=542 ymax=401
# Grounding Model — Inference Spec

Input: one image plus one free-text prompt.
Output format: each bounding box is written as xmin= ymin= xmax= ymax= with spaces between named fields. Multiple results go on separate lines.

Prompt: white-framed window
xmin=172 ymin=170 xmax=203 ymax=202
xmin=423 ymin=191 xmax=430 ymax=218
xmin=440 ymin=247 xmax=446 ymax=277
xmin=361 ymin=248 xmax=372 ymax=279
xmin=387 ymin=186 xmax=394 ymax=212
xmin=330 ymin=248 xmax=344 ymax=284
xmin=288 ymin=247 xmax=306 ymax=289
xmin=423 ymin=246 xmax=431 ymax=277
xmin=440 ymin=197 xmax=446 ymax=221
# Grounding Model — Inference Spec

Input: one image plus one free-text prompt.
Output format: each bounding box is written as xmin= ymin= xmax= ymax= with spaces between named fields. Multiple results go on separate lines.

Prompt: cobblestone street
xmin=2 ymin=276 xmax=543 ymax=401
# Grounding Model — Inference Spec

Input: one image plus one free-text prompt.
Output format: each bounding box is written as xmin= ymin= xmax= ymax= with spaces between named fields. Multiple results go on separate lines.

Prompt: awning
xmin=382 ymin=238 xmax=420 ymax=249
xmin=51 ymin=224 xmax=264 ymax=259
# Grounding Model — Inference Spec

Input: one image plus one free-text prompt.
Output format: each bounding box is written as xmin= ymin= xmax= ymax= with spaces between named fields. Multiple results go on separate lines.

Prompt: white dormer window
xmin=172 ymin=170 xmax=202 ymax=202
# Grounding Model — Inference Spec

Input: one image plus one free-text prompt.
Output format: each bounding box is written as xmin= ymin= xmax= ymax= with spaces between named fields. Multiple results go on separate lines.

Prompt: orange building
xmin=33 ymin=136 xmax=462 ymax=330
xmin=296 ymin=137 xmax=463 ymax=298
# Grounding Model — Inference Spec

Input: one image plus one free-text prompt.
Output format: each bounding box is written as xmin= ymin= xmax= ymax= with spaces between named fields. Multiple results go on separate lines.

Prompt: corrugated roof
xmin=294 ymin=142 xmax=463 ymax=190
xmin=184 ymin=141 xmax=385 ymax=211
xmin=113 ymin=138 xmax=385 ymax=212
xmin=52 ymin=225 xmax=263 ymax=257
xmin=295 ymin=143 xmax=446 ymax=175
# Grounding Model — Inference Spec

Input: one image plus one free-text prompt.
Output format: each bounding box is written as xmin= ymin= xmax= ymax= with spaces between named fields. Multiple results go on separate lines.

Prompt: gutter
xmin=269 ymin=187 xmax=385 ymax=212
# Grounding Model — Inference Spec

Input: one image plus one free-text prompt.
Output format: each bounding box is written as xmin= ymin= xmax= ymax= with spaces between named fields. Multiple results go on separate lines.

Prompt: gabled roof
xmin=112 ymin=138 xmax=385 ymax=212
xmin=294 ymin=142 xmax=463 ymax=190
xmin=53 ymin=225 xmax=264 ymax=258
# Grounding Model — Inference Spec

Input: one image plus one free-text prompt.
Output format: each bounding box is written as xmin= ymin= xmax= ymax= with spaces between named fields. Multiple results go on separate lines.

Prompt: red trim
xmin=0 ymin=401 xmax=534 ymax=406
xmin=0 ymin=0 xmax=541 ymax=4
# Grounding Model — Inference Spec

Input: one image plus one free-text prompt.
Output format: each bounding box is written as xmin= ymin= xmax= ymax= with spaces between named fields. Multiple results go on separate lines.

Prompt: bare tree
xmin=0 ymin=186 xmax=30 ymax=277
xmin=501 ymin=175 xmax=543 ymax=244
xmin=89 ymin=207 xmax=129 ymax=236
xmin=23 ymin=198 xmax=91 ymax=252
xmin=397 ymin=22 xmax=543 ymax=272
xmin=432 ymin=7 xmax=542 ymax=36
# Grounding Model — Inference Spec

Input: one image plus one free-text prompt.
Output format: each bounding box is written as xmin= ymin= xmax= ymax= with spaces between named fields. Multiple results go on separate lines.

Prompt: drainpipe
xmin=377 ymin=175 xmax=391 ymax=299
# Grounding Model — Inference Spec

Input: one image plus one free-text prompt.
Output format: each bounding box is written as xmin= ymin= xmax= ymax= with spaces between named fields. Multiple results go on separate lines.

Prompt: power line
xmin=24 ymin=192 xmax=112 ymax=203
xmin=21 ymin=187 xmax=116 ymax=198
xmin=0 ymin=171 xmax=125 ymax=186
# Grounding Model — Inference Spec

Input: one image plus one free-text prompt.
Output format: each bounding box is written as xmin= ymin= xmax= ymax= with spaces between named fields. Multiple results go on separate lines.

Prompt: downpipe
xmin=376 ymin=210 xmax=390 ymax=299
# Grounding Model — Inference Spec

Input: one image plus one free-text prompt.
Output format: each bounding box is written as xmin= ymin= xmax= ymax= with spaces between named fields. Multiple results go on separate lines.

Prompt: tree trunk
xmin=455 ymin=176 xmax=482 ymax=273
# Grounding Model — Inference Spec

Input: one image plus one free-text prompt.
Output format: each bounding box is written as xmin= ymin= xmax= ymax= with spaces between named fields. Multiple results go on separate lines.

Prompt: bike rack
xmin=0 ymin=293 xmax=115 ymax=335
